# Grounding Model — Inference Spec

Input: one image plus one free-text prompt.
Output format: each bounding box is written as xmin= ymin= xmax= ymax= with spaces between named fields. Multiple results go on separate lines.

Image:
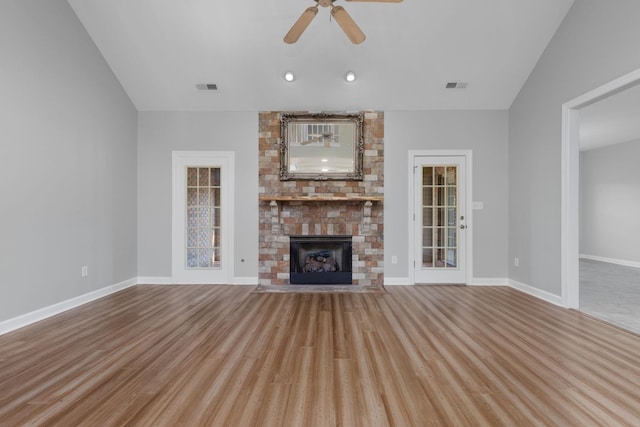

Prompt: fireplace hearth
xmin=290 ymin=236 xmax=352 ymax=285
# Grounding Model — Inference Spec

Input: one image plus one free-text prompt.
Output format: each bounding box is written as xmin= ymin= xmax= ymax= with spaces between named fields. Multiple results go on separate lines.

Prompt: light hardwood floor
xmin=1 ymin=285 xmax=640 ymax=426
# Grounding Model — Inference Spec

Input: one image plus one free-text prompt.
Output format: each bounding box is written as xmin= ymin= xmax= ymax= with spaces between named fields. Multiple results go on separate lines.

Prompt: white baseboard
xmin=384 ymin=277 xmax=411 ymax=286
xmin=508 ymin=279 xmax=563 ymax=307
xmin=579 ymin=254 xmax=640 ymax=269
xmin=470 ymin=277 xmax=509 ymax=286
xmin=0 ymin=277 xmax=137 ymax=336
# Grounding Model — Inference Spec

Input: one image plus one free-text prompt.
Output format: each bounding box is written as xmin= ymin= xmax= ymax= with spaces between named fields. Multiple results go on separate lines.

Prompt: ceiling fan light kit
xmin=284 ymin=0 xmax=403 ymax=45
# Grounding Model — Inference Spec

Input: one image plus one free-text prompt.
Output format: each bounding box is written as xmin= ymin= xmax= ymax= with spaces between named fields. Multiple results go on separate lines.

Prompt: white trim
xmin=0 ymin=278 xmax=137 ymax=336
xmin=470 ymin=278 xmax=509 ymax=286
xmin=561 ymin=106 xmax=581 ymax=309
xmin=384 ymin=277 xmax=411 ymax=286
xmin=172 ymin=151 xmax=235 ymax=284
xmin=509 ymin=279 xmax=563 ymax=307
xmin=561 ymin=68 xmax=640 ymax=309
xmin=407 ymin=150 xmax=473 ymax=285
xmin=579 ymin=254 xmax=640 ymax=269
xmin=408 ymin=153 xmax=414 ymax=285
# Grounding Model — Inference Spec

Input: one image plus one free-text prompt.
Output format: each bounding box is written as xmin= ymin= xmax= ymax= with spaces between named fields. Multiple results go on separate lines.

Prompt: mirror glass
xmin=280 ymin=113 xmax=364 ymax=180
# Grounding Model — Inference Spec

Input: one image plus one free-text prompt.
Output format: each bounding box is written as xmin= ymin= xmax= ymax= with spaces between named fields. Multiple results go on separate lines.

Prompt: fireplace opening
xmin=290 ymin=236 xmax=352 ymax=285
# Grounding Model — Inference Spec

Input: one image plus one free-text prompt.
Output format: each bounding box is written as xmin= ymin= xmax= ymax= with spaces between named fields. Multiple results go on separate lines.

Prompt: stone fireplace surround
xmin=258 ymin=111 xmax=384 ymax=289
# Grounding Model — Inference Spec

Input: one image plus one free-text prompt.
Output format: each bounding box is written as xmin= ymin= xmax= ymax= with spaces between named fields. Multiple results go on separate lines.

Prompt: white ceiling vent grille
xmin=196 ymin=83 xmax=218 ymax=91
xmin=445 ymin=82 xmax=468 ymax=89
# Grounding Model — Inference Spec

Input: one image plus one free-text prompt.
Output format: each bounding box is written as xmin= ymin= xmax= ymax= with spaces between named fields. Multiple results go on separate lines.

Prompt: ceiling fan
xmin=284 ymin=0 xmax=403 ymax=45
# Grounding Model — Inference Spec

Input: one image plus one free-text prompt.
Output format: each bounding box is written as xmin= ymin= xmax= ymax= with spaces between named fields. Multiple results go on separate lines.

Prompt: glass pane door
xmin=172 ymin=151 xmax=233 ymax=284
xmin=186 ymin=167 xmax=222 ymax=269
xmin=422 ymin=166 xmax=458 ymax=268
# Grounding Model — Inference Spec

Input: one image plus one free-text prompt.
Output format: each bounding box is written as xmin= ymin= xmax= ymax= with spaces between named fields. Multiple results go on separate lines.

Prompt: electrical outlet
xmin=513 ymin=258 xmax=519 ymax=267
xmin=81 ymin=266 xmax=88 ymax=277
xmin=391 ymin=256 xmax=398 ymax=264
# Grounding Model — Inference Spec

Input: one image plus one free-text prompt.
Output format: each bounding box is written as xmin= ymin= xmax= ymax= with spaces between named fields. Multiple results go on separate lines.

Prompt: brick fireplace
xmin=258 ymin=111 xmax=384 ymax=289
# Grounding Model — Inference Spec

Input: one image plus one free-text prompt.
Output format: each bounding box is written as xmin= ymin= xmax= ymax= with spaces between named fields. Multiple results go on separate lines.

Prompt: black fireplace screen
xmin=289 ymin=236 xmax=352 ymax=285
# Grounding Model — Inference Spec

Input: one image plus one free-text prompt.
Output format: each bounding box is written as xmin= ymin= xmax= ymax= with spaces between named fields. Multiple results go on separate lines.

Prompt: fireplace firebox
xmin=289 ymin=236 xmax=353 ymax=285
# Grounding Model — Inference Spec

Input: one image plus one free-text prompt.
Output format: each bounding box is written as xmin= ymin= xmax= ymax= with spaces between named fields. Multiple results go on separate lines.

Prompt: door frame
xmin=561 ymin=68 xmax=640 ymax=308
xmin=172 ymin=151 xmax=235 ymax=284
xmin=408 ymin=150 xmax=473 ymax=285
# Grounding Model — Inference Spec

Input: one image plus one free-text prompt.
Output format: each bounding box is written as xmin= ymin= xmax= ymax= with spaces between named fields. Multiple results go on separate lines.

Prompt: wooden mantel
xmin=260 ymin=195 xmax=383 ymax=235
xmin=259 ymin=195 xmax=384 ymax=202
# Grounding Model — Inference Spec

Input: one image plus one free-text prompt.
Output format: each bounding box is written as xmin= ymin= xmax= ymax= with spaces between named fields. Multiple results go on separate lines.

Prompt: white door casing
xmin=172 ymin=151 xmax=234 ymax=284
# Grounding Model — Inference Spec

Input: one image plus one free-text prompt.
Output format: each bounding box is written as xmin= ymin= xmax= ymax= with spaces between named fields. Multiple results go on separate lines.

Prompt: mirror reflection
xmin=280 ymin=113 xmax=363 ymax=180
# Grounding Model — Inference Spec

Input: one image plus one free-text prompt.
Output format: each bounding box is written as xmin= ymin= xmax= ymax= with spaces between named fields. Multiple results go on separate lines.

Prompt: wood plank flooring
xmin=1 ymin=285 xmax=640 ymax=426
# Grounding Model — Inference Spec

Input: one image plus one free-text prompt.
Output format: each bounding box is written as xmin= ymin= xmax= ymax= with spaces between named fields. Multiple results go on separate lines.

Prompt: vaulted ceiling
xmin=67 ymin=0 xmax=575 ymax=112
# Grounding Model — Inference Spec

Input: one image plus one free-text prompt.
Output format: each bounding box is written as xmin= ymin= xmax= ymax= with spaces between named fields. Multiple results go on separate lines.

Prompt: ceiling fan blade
xmin=345 ymin=0 xmax=403 ymax=2
xmin=284 ymin=7 xmax=318 ymax=44
xmin=331 ymin=6 xmax=366 ymax=44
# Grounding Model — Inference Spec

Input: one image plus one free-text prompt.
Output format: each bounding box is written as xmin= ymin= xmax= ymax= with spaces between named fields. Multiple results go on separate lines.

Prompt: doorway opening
xmin=562 ymin=68 xmax=640 ymax=317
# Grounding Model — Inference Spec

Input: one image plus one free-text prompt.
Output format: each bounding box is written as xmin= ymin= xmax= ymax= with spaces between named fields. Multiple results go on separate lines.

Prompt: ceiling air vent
xmin=196 ymin=83 xmax=218 ymax=91
xmin=445 ymin=81 xmax=468 ymax=89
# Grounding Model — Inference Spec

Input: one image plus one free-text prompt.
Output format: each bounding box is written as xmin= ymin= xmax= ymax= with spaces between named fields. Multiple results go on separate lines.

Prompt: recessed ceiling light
xmin=345 ymin=71 xmax=356 ymax=82
xmin=284 ymin=71 xmax=295 ymax=82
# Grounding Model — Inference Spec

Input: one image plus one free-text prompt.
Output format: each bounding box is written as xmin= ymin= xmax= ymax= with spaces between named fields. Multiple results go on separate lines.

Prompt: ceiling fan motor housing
xmin=317 ymin=0 xmax=335 ymax=7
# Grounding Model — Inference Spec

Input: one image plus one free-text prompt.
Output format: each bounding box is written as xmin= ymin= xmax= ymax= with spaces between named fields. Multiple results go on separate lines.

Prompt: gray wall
xmin=580 ymin=140 xmax=640 ymax=263
xmin=0 ymin=0 xmax=138 ymax=322
xmin=137 ymin=112 xmax=258 ymax=280
xmin=137 ymin=110 xmax=508 ymax=282
xmin=385 ymin=111 xmax=509 ymax=280
xmin=508 ymin=0 xmax=640 ymax=294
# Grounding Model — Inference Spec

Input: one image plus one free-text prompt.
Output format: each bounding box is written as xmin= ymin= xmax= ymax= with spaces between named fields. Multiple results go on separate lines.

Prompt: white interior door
xmin=413 ymin=155 xmax=467 ymax=284
xmin=172 ymin=151 xmax=234 ymax=284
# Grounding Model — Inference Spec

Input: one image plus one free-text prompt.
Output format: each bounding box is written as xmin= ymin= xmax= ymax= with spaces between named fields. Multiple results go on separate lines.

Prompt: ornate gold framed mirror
xmin=280 ymin=112 xmax=364 ymax=181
